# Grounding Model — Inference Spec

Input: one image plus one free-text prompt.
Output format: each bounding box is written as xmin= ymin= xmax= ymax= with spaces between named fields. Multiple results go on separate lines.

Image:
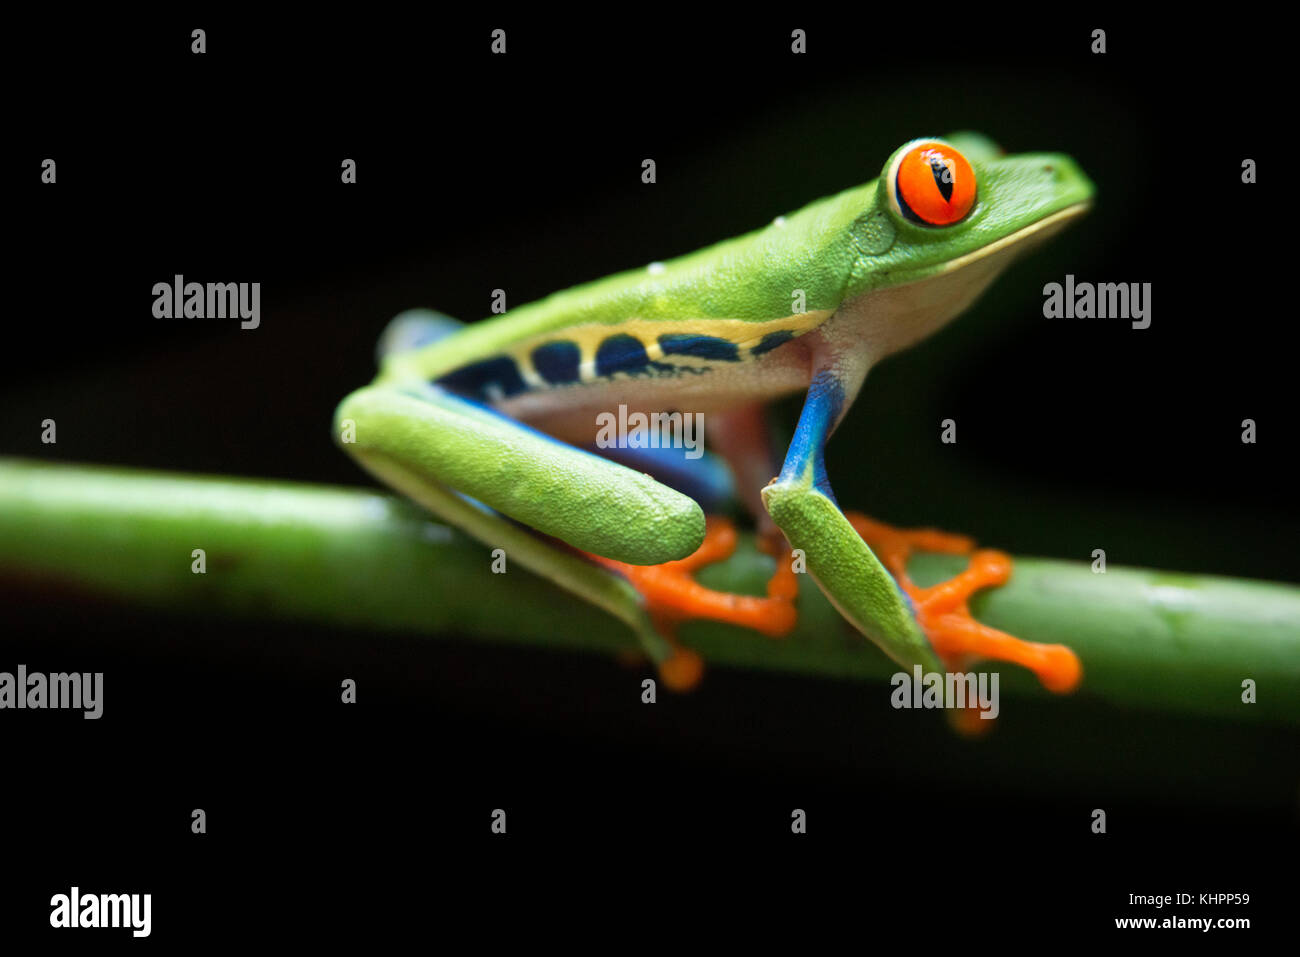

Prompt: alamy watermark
xmin=1043 ymin=274 xmax=1151 ymax=329
xmin=890 ymin=664 xmax=1000 ymax=720
xmin=0 ymin=665 xmax=103 ymax=719
xmin=50 ymin=887 xmax=150 ymax=937
xmin=152 ymin=274 xmax=260 ymax=329
xmin=595 ymin=404 xmax=704 ymax=459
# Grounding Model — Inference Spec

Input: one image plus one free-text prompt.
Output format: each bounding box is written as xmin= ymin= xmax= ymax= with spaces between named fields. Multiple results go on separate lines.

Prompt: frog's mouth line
xmin=930 ymin=201 xmax=1094 ymax=277
xmin=839 ymin=199 xmax=1095 ymax=359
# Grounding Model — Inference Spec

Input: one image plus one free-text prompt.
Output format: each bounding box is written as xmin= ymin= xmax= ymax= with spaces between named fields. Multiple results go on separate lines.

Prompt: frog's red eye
xmin=889 ymin=141 xmax=976 ymax=226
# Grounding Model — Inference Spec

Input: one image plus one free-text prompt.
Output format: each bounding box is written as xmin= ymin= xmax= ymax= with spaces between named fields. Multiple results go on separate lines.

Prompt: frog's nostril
xmin=1044 ymin=164 xmax=1055 ymax=173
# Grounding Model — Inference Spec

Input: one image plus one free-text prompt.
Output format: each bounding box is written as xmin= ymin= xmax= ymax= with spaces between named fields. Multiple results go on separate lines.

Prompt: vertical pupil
xmin=927 ymin=155 xmax=954 ymax=202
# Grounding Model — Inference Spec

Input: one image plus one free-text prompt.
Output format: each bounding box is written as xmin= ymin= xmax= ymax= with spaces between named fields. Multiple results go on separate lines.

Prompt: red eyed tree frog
xmin=335 ymin=133 xmax=1092 ymax=705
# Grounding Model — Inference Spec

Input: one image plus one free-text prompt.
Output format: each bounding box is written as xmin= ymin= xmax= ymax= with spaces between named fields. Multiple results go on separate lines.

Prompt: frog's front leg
xmin=334 ymin=383 xmax=708 ymax=683
xmin=760 ymin=353 xmax=1083 ymax=695
xmin=760 ymin=367 xmax=945 ymax=675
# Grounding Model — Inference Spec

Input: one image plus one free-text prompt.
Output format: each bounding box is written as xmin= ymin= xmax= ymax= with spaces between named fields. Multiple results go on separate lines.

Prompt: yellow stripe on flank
xmin=508 ymin=312 xmax=832 ymax=384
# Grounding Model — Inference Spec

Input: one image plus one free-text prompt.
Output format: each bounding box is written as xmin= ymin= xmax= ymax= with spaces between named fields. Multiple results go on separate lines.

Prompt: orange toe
xmin=587 ymin=517 xmax=801 ymax=691
xmin=590 ymin=516 xmax=798 ymax=638
xmin=846 ymin=512 xmax=1082 ymax=696
xmin=658 ymin=645 xmax=705 ymax=692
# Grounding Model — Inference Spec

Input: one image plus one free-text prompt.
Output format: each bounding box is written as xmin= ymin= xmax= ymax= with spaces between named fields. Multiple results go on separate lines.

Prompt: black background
xmin=4 ymin=12 xmax=1294 ymax=943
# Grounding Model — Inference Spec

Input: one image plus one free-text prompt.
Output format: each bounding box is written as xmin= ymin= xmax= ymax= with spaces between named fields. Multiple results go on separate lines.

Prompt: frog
xmin=334 ymin=132 xmax=1093 ymax=708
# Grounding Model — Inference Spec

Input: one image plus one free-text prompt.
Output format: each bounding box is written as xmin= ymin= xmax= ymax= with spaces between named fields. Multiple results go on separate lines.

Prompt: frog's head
xmin=841 ymin=132 xmax=1095 ymax=357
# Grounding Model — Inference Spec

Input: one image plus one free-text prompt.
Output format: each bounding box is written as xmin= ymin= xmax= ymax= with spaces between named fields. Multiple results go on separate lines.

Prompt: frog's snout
xmin=1034 ymin=153 xmax=1096 ymax=208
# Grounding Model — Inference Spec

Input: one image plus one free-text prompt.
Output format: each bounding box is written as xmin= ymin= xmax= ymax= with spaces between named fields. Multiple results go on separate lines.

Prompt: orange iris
xmin=893 ymin=141 xmax=976 ymax=226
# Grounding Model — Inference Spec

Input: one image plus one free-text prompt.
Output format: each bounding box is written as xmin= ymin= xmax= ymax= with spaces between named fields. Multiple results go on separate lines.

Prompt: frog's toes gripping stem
xmin=847 ymin=514 xmax=1083 ymax=694
xmin=588 ymin=516 xmax=799 ymax=691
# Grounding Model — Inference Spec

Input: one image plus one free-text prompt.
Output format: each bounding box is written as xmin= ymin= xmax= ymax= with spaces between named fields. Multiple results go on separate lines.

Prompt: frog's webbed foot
xmin=587 ymin=516 xmax=799 ymax=691
xmin=846 ymin=513 xmax=1082 ymax=695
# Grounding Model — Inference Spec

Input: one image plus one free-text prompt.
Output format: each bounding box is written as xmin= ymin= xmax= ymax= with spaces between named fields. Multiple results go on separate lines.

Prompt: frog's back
xmin=380 ymin=181 xmax=875 ymax=405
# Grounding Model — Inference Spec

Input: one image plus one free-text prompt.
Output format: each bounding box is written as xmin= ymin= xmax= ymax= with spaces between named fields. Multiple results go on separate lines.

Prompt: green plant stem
xmin=1 ymin=458 xmax=1297 ymax=725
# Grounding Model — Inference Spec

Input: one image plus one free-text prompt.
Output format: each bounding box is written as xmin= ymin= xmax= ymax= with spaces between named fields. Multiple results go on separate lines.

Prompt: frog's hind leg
xmin=335 ymin=382 xmax=710 ymax=683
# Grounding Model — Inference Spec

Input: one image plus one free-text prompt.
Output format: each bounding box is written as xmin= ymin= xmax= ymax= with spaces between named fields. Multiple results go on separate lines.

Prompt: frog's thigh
xmin=759 ymin=371 xmax=942 ymax=672
xmin=334 ymin=383 xmax=695 ymax=665
xmin=336 ymin=384 xmax=705 ymax=566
